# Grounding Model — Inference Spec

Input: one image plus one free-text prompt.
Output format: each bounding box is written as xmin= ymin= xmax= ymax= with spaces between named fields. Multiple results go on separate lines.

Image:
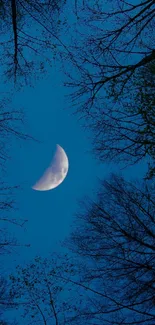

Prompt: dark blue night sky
xmin=1 ymin=2 xmax=153 ymax=324
xmin=2 ymin=71 xmax=105 ymax=267
xmin=2 ymin=67 xmax=147 ymax=273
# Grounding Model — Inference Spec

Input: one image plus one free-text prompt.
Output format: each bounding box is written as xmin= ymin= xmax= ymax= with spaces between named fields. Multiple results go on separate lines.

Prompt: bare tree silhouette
xmin=64 ymin=0 xmax=155 ymax=174
xmin=65 ymin=174 xmax=155 ymax=324
xmin=0 ymin=0 xmax=67 ymax=85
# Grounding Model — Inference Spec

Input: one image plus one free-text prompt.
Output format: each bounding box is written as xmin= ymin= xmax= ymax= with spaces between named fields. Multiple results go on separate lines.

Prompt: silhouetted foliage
xmin=1 ymin=1 xmax=155 ymax=325
xmin=65 ymin=0 xmax=155 ymax=174
xmin=86 ymin=61 xmax=155 ymax=174
xmin=0 ymin=275 xmax=19 ymax=324
xmin=9 ymin=254 xmax=84 ymax=325
xmin=66 ymin=0 xmax=155 ymax=104
xmin=65 ymin=174 xmax=155 ymax=324
xmin=5 ymin=173 xmax=155 ymax=325
xmin=0 ymin=0 xmax=67 ymax=85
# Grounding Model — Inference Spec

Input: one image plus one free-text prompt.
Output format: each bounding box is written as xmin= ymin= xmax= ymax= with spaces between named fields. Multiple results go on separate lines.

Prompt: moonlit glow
xmin=32 ymin=144 xmax=69 ymax=191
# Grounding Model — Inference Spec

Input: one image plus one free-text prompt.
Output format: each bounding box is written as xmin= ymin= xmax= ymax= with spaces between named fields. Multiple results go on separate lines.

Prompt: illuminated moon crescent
xmin=32 ymin=144 xmax=69 ymax=191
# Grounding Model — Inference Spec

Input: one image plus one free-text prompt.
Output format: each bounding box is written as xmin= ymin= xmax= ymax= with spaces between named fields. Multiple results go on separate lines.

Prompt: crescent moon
xmin=32 ymin=144 xmax=69 ymax=191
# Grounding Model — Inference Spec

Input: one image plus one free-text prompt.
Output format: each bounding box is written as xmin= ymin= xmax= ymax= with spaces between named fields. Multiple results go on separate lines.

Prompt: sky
xmin=0 ymin=2 xmax=151 ymax=324
xmin=2 ymin=69 xmax=108 ymax=268
xmin=0 ymin=0 xmax=148 ymax=278
xmin=2 ymin=62 xmax=148 ymax=274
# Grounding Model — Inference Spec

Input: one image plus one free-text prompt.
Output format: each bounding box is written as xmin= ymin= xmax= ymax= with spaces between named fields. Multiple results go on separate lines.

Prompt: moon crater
xmin=32 ymin=144 xmax=69 ymax=191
